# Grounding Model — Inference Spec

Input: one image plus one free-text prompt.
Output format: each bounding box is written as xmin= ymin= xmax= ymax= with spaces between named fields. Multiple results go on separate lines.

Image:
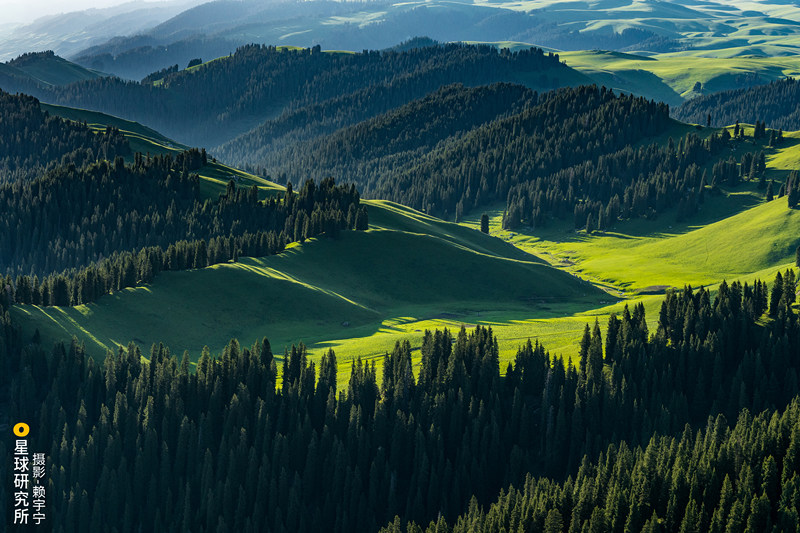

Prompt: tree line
xmin=0 ymin=89 xmax=129 ymax=182
xmin=5 ymin=267 xmax=800 ymax=531
xmin=26 ymin=43 xmax=568 ymax=148
xmin=261 ymin=84 xmax=675 ymax=222
xmin=673 ymin=77 xmax=800 ymax=132
xmin=0 ymin=152 xmax=367 ymax=304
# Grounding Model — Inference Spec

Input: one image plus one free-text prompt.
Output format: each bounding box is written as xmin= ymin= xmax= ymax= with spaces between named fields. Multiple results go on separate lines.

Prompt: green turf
xmin=20 ymin=84 xmax=800 ymax=389
xmin=13 ymin=201 xmax=604 ymax=383
xmin=557 ymin=51 xmax=800 ymax=105
xmin=461 ymin=183 xmax=796 ymax=296
xmin=18 ymin=121 xmax=800 ymax=390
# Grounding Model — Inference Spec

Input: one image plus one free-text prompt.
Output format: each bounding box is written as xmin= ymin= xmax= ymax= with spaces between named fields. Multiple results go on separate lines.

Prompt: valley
xmin=5 ymin=4 xmax=800 ymax=530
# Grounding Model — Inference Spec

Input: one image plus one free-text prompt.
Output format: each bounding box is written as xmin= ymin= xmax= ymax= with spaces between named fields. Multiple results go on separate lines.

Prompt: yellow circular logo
xmin=13 ymin=423 xmax=29 ymax=437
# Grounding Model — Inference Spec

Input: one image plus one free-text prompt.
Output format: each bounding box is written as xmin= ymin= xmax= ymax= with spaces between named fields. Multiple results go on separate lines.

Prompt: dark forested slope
xmin=221 ymin=82 xmax=536 ymax=180
xmin=4 ymin=272 xmax=800 ymax=531
xmin=0 ymin=89 xmax=129 ymax=182
xmin=0 ymin=154 xmax=366 ymax=306
xmin=673 ymin=77 xmax=800 ymax=131
xmin=257 ymin=84 xmax=680 ymax=223
xmin=26 ymin=44 xmax=576 ymax=148
xmin=386 ymin=396 xmax=800 ymax=532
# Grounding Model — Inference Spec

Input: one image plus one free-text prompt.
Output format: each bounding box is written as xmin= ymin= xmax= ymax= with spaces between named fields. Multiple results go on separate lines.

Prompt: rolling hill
xmin=13 ymin=83 xmax=796 ymax=374
xmin=65 ymin=0 xmax=800 ymax=81
xmin=26 ymin=43 xmax=580 ymax=149
xmin=12 ymin=198 xmax=604 ymax=374
xmin=0 ymin=51 xmax=104 ymax=96
xmin=6 ymin=51 xmax=103 ymax=86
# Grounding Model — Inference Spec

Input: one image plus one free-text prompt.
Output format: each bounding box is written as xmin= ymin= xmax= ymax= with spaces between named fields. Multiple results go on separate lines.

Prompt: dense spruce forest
xmin=385 ymin=398 xmax=800 ymax=533
xmin=507 ymin=128 xmax=767 ymax=230
xmin=0 ymin=90 xmax=129 ymax=182
xmin=673 ymin=78 xmax=800 ymax=131
xmin=0 ymin=161 xmax=366 ymax=303
xmin=17 ymin=44 xmax=571 ymax=148
xmin=4 ymin=268 xmax=800 ymax=531
xmin=257 ymin=84 xmax=697 ymax=223
xmin=5 ymin=37 xmax=800 ymax=533
xmin=0 ymin=85 xmax=367 ymax=303
xmin=215 ymin=78 xmax=539 ymax=170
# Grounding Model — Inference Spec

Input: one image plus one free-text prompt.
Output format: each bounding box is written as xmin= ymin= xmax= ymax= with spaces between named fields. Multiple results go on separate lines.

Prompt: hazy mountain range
xmin=5 ymin=0 xmax=800 ymax=80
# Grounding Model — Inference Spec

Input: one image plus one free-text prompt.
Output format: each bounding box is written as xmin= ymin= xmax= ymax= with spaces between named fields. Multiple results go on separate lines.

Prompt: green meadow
xmin=464 ymin=45 xmax=800 ymax=106
xmin=19 ymin=88 xmax=800 ymax=389
xmin=13 ymin=199 xmax=607 ymax=387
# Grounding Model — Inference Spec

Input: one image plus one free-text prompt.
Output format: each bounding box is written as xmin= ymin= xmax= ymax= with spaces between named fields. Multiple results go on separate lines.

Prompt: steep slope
xmin=0 ymin=89 xmax=129 ymax=181
xmin=39 ymin=101 xmax=283 ymax=198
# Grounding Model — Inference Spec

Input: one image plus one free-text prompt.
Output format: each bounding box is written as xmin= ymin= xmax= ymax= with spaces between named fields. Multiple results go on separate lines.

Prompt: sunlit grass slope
xmin=558 ymin=51 xmax=800 ymax=106
xmin=455 ymin=123 xmax=799 ymax=296
xmin=13 ymin=201 xmax=605 ymax=381
xmin=465 ymin=45 xmax=800 ymax=106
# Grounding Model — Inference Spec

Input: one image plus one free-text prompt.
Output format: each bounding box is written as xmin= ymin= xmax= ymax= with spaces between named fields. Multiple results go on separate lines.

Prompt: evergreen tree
xmin=586 ymin=213 xmax=595 ymax=234
xmin=770 ymin=271 xmax=784 ymax=316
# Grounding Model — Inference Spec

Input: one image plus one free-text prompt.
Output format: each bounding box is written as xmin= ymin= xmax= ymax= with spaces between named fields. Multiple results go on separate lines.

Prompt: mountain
xmin=66 ymin=0 xmax=800 ymax=80
xmin=8 ymin=6 xmax=800 ymax=532
xmin=5 ymin=51 xmax=103 ymax=86
xmin=24 ymin=43 xmax=583 ymax=148
xmin=0 ymin=0 xmax=196 ymax=62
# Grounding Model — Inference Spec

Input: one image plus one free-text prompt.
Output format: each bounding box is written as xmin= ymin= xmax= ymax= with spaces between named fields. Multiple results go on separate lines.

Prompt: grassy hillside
xmin=18 ymin=123 xmax=800 ymax=386
xmin=458 ymin=123 xmax=800 ymax=297
xmin=8 ymin=52 xmax=103 ymax=86
xmin=13 ymin=200 xmax=604 ymax=385
xmin=42 ymin=102 xmax=184 ymax=154
xmin=0 ymin=52 xmax=103 ymax=95
xmin=476 ymin=197 xmax=797 ymax=295
xmin=558 ymin=50 xmax=800 ymax=106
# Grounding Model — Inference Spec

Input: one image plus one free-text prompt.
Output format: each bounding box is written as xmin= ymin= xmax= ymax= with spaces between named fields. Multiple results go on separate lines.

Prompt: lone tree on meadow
xmin=480 ymin=214 xmax=489 ymax=234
